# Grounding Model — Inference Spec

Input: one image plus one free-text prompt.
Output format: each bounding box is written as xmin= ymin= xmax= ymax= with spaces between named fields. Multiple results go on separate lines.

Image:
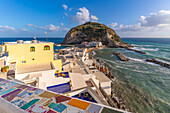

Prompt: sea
xmin=0 ymin=37 xmax=170 ymax=113
xmin=95 ymin=38 xmax=170 ymax=113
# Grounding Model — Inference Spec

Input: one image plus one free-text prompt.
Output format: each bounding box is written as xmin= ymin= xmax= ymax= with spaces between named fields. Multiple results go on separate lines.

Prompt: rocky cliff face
xmin=62 ymin=22 xmax=131 ymax=47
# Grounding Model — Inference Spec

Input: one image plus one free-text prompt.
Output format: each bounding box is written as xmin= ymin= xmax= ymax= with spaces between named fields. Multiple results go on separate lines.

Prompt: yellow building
xmin=5 ymin=40 xmax=54 ymax=65
xmin=5 ymin=40 xmax=62 ymax=72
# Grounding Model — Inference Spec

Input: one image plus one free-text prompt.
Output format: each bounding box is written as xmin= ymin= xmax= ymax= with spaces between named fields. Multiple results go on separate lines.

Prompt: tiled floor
xmin=0 ymin=78 xmax=124 ymax=113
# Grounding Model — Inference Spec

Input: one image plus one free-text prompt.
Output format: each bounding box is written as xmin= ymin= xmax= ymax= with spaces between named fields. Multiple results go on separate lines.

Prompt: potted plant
xmin=2 ymin=67 xmax=6 ymax=72
xmin=1 ymin=66 xmax=9 ymax=72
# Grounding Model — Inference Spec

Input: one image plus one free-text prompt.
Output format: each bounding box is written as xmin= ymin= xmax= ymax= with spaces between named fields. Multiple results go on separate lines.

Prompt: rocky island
xmin=62 ymin=22 xmax=132 ymax=48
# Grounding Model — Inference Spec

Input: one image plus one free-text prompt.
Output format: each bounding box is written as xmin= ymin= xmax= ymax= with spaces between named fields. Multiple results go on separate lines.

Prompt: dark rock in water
xmin=112 ymin=52 xmax=129 ymax=61
xmin=125 ymin=47 xmax=146 ymax=54
xmin=62 ymin=21 xmax=132 ymax=47
xmin=146 ymin=59 xmax=170 ymax=68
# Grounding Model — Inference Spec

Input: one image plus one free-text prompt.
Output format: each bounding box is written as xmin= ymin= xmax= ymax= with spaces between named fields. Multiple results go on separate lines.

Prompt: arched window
xmin=30 ymin=47 xmax=35 ymax=52
xmin=44 ymin=45 xmax=50 ymax=50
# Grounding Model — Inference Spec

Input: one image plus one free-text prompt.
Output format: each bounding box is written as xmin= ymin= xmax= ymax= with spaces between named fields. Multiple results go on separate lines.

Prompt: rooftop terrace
xmin=17 ymin=62 xmax=55 ymax=74
xmin=0 ymin=78 xmax=126 ymax=113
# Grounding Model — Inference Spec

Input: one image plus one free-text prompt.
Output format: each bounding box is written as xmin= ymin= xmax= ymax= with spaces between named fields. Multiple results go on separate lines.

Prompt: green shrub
xmin=3 ymin=66 xmax=9 ymax=70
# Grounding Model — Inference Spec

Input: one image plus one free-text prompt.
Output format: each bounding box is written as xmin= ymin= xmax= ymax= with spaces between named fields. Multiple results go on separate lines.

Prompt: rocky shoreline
xmin=125 ymin=47 xmax=146 ymax=54
xmin=112 ymin=52 xmax=129 ymax=61
xmin=146 ymin=59 xmax=170 ymax=68
xmin=94 ymin=58 xmax=129 ymax=111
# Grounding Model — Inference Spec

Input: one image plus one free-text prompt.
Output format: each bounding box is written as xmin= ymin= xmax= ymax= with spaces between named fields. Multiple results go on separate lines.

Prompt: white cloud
xmin=119 ymin=24 xmax=123 ymax=28
xmin=60 ymin=23 xmax=64 ymax=26
xmin=27 ymin=24 xmax=40 ymax=28
xmin=116 ymin=23 xmax=143 ymax=32
xmin=113 ymin=10 xmax=170 ymax=37
xmin=69 ymin=8 xmax=73 ymax=11
xmin=62 ymin=4 xmax=68 ymax=10
xmin=27 ymin=24 xmax=60 ymax=32
xmin=74 ymin=7 xmax=90 ymax=24
xmin=64 ymin=13 xmax=68 ymax=16
xmin=0 ymin=25 xmax=15 ymax=31
xmin=139 ymin=10 xmax=170 ymax=27
xmin=46 ymin=24 xmax=60 ymax=31
xmin=63 ymin=27 xmax=69 ymax=31
xmin=21 ymin=28 xmax=28 ymax=31
xmin=26 ymin=24 xmax=70 ymax=33
xmin=91 ymin=15 xmax=98 ymax=21
xmin=109 ymin=23 xmax=118 ymax=28
xmin=71 ymin=7 xmax=99 ymax=24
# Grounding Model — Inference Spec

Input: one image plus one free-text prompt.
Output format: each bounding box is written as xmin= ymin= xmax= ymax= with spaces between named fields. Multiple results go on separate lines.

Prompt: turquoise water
xmin=95 ymin=38 xmax=170 ymax=113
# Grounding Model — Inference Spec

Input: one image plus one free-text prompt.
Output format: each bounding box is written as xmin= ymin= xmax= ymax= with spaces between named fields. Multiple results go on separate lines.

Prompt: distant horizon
xmin=0 ymin=37 xmax=170 ymax=39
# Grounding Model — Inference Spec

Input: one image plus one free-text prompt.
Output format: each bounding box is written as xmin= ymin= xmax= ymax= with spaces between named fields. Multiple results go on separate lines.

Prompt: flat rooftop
xmin=5 ymin=40 xmax=54 ymax=45
xmin=69 ymin=73 xmax=87 ymax=90
xmin=72 ymin=68 xmax=88 ymax=74
xmin=93 ymin=72 xmax=111 ymax=82
xmin=17 ymin=62 xmax=54 ymax=74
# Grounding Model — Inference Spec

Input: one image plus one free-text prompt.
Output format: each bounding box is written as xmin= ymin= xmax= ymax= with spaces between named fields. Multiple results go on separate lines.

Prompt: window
xmin=30 ymin=47 xmax=35 ymax=52
xmin=44 ymin=45 xmax=50 ymax=50
xmin=21 ymin=61 xmax=26 ymax=63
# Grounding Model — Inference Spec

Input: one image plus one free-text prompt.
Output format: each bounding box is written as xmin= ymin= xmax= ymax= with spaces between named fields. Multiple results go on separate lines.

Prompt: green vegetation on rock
xmin=62 ymin=21 xmax=131 ymax=47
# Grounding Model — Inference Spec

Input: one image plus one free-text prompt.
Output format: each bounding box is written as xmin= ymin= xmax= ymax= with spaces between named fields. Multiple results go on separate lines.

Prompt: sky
xmin=1 ymin=0 xmax=170 ymax=38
